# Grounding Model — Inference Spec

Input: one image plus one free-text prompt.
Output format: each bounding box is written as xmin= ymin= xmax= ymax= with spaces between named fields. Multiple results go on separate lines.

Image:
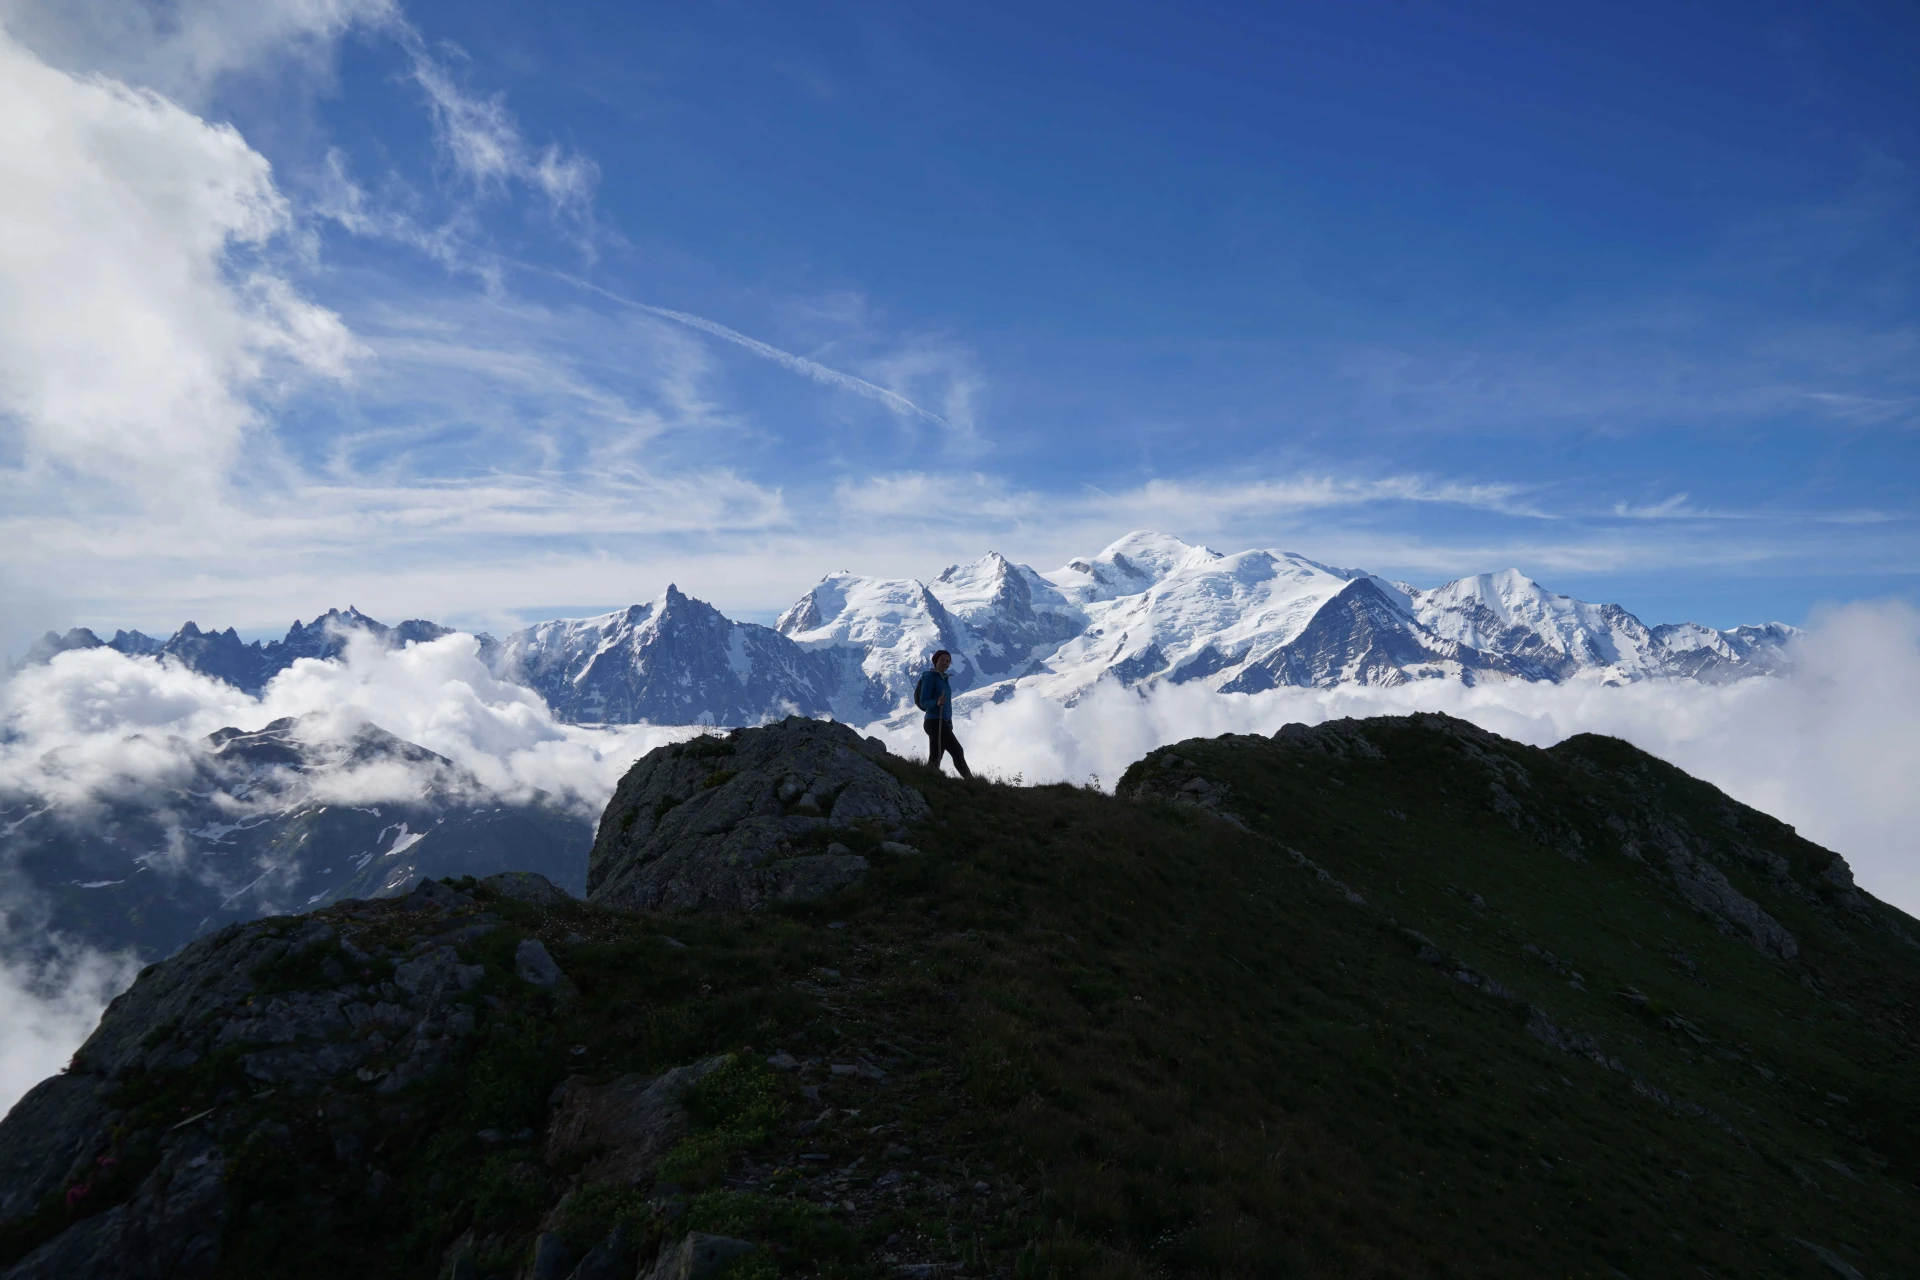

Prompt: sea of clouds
xmin=3 ymin=601 xmax=1917 ymax=1113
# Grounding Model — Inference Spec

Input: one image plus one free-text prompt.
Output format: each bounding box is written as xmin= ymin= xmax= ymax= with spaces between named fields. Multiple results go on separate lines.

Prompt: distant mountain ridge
xmin=20 ymin=532 xmax=1796 ymax=724
xmin=24 ymin=607 xmax=470 ymax=695
xmin=0 ymin=714 xmax=592 ymax=964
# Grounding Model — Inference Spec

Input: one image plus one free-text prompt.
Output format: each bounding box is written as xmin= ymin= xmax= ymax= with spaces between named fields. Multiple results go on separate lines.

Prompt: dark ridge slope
xmin=1 ymin=714 xmax=1914 ymax=1279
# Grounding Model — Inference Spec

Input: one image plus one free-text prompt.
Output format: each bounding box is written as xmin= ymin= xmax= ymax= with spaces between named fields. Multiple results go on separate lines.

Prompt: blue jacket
xmin=914 ymin=667 xmax=953 ymax=721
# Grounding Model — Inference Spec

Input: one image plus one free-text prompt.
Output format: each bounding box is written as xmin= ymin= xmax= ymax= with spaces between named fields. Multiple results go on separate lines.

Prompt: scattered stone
xmin=393 ymin=947 xmax=484 ymax=999
xmin=516 ymin=938 xmax=567 ymax=988
xmin=483 ymin=871 xmax=574 ymax=905
xmin=529 ymin=1231 xmax=578 ymax=1280
xmin=878 ymin=841 xmax=923 ymax=856
xmin=643 ymin=1232 xmax=757 ymax=1280
xmin=766 ymin=1051 xmax=800 ymax=1071
xmin=545 ymin=1056 xmax=729 ymax=1185
xmin=1271 ymin=721 xmax=1384 ymax=759
xmin=1287 ymin=848 xmax=1365 ymax=906
xmin=401 ymin=877 xmax=473 ymax=912
xmin=569 ymin=1225 xmax=639 ymax=1280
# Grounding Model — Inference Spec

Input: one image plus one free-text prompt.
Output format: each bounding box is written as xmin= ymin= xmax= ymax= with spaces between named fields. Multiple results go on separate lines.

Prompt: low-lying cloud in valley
xmin=0 ymin=630 xmax=690 ymax=816
xmin=0 ymin=933 xmax=143 ymax=1126
xmin=2 ymin=600 xmax=1917 ymax=1118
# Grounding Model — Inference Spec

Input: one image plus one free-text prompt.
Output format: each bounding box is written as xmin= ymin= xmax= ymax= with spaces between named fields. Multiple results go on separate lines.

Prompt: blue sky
xmin=1 ymin=0 xmax=1915 ymax=644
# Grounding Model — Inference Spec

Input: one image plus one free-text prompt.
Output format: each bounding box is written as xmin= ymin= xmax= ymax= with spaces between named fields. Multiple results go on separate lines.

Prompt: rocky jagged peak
xmin=21 ymin=628 xmax=105 ymax=664
xmin=772 ymin=590 xmax=822 ymax=635
xmin=588 ymin=716 xmax=928 ymax=913
xmin=653 ymin=584 xmax=726 ymax=629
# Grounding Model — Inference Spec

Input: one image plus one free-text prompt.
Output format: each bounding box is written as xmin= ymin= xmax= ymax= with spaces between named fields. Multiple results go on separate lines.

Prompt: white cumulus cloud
xmin=0 ymin=25 xmax=358 ymax=504
xmin=0 ymin=0 xmax=396 ymax=107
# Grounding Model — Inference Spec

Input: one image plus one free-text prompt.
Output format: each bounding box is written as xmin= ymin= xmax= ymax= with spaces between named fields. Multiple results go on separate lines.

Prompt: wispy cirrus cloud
xmin=1610 ymin=493 xmax=1900 ymax=523
xmin=833 ymin=471 xmax=1548 ymax=526
xmin=393 ymin=26 xmax=597 ymax=223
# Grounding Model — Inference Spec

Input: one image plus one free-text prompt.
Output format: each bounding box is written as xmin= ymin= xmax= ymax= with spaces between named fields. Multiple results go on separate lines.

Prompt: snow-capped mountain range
xmin=23 ymin=532 xmax=1795 ymax=725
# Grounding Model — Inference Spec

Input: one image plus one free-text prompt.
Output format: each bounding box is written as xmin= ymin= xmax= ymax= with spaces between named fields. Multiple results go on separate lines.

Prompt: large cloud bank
xmin=3 ymin=601 xmax=1916 ymax=1120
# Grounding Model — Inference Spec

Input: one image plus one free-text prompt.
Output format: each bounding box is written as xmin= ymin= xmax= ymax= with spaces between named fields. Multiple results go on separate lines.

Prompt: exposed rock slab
xmin=588 ymin=717 xmax=927 ymax=912
xmin=643 ymin=1232 xmax=758 ymax=1280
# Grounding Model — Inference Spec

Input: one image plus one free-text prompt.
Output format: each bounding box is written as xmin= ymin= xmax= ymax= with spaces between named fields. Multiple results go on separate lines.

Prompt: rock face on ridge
xmin=0 ymin=870 xmax=766 ymax=1280
xmin=0 ymin=876 xmax=547 ymax=1276
xmin=1121 ymin=711 xmax=1881 ymax=969
xmin=588 ymin=717 xmax=928 ymax=912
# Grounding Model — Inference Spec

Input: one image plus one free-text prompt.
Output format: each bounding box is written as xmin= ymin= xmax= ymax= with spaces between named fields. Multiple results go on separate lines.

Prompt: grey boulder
xmin=643 ymin=1232 xmax=758 ymax=1280
xmin=516 ymin=938 xmax=568 ymax=989
xmin=483 ymin=870 xmax=574 ymax=906
xmin=588 ymin=717 xmax=927 ymax=912
xmin=544 ymin=1055 xmax=730 ymax=1185
xmin=566 ymin=1225 xmax=639 ymax=1280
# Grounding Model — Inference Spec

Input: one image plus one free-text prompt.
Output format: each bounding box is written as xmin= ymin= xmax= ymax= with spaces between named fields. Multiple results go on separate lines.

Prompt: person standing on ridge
xmin=914 ymin=649 xmax=972 ymax=779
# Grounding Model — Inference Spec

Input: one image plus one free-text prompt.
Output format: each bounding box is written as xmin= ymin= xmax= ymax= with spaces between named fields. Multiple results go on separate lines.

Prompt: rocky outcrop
xmin=588 ymin=717 xmax=929 ymax=912
xmin=1115 ymin=744 xmax=1259 ymax=829
xmin=0 ymin=877 xmax=571 ymax=1278
xmin=1615 ymin=814 xmax=1801 ymax=960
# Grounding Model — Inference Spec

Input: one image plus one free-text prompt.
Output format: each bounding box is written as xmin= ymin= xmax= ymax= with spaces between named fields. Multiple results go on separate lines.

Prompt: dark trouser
xmin=924 ymin=718 xmax=971 ymax=779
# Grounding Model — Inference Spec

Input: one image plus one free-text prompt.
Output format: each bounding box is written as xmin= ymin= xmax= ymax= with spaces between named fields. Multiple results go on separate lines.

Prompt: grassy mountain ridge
xmin=2 ymin=713 xmax=1914 ymax=1278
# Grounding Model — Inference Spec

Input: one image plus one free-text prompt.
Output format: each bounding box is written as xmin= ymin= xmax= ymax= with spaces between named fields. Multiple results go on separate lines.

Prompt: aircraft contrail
xmin=546 ymin=271 xmax=950 ymax=427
